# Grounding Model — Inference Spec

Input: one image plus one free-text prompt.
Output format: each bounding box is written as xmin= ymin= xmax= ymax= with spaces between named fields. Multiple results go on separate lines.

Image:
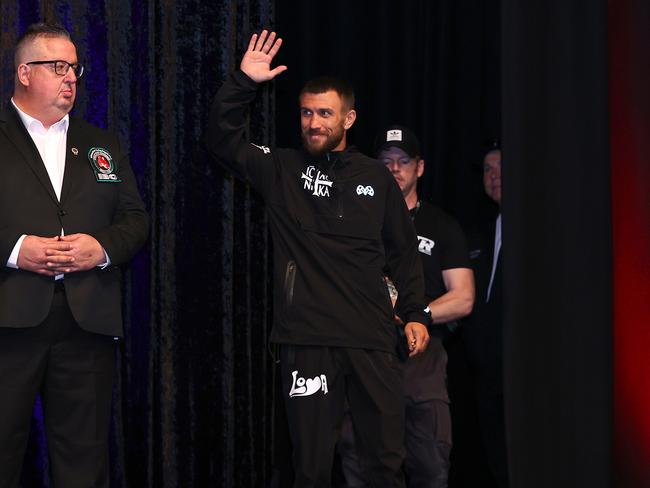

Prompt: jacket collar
xmin=0 ymin=104 xmax=59 ymax=204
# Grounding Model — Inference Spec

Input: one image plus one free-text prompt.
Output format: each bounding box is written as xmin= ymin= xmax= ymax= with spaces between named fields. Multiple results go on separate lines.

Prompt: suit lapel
xmin=60 ymin=118 xmax=85 ymax=205
xmin=0 ymin=107 xmax=59 ymax=204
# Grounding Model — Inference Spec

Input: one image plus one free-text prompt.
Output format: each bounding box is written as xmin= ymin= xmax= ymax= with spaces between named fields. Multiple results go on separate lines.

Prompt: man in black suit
xmin=0 ymin=23 xmax=148 ymax=487
xmin=464 ymin=142 xmax=508 ymax=487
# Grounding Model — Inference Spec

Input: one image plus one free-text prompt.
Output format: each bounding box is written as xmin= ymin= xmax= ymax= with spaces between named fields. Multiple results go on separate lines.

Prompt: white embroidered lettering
xmin=356 ymin=185 xmax=374 ymax=196
xmin=301 ymin=165 xmax=332 ymax=197
xmin=417 ymin=236 xmax=435 ymax=255
xmin=250 ymin=143 xmax=271 ymax=154
xmin=289 ymin=370 xmax=329 ymax=398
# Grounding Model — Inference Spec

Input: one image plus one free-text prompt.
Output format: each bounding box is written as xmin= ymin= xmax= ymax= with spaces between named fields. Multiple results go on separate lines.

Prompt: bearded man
xmin=207 ymin=30 xmax=430 ymax=488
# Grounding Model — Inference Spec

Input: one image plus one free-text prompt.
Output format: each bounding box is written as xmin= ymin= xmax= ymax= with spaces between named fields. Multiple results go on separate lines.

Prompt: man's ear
xmin=343 ymin=109 xmax=357 ymax=130
xmin=16 ymin=64 xmax=31 ymax=87
xmin=417 ymin=158 xmax=425 ymax=178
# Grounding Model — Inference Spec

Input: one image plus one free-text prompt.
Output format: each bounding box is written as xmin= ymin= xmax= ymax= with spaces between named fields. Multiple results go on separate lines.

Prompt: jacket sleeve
xmin=91 ymin=137 xmax=149 ymax=266
xmin=0 ymin=231 xmax=23 ymax=267
xmin=381 ymin=176 xmax=431 ymax=326
xmin=206 ymin=70 xmax=278 ymax=197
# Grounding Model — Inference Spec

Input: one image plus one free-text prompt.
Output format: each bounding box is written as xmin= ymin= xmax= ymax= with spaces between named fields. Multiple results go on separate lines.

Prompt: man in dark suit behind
xmin=0 ymin=23 xmax=148 ymax=487
xmin=463 ymin=143 xmax=508 ymax=487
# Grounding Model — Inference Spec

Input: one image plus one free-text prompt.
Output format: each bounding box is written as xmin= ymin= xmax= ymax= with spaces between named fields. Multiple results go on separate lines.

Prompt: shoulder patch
xmin=88 ymin=147 xmax=121 ymax=183
xmin=250 ymin=143 xmax=271 ymax=154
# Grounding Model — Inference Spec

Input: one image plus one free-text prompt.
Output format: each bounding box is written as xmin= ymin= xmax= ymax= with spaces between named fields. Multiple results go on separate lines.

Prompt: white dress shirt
xmin=486 ymin=213 xmax=501 ymax=302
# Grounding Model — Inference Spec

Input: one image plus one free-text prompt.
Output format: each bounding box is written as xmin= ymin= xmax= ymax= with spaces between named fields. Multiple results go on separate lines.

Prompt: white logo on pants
xmin=289 ymin=370 xmax=329 ymax=397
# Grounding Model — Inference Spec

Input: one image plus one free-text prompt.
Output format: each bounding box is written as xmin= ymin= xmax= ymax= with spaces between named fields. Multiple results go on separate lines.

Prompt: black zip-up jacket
xmin=207 ymin=70 xmax=429 ymax=353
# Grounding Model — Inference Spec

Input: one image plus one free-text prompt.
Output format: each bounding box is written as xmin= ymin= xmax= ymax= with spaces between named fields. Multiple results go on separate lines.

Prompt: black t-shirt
xmin=405 ymin=200 xmax=471 ymax=402
xmin=411 ymin=201 xmax=471 ymax=302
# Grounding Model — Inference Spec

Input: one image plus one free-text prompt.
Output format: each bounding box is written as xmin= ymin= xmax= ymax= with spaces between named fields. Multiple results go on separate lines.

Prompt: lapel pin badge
xmin=71 ymin=147 xmax=79 ymax=156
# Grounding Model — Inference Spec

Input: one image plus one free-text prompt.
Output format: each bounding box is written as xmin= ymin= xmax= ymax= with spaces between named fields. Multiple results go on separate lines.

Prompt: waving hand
xmin=240 ymin=30 xmax=288 ymax=83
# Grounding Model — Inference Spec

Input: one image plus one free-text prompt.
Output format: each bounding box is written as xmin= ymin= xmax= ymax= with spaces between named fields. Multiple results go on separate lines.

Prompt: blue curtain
xmin=0 ymin=1 xmax=278 ymax=486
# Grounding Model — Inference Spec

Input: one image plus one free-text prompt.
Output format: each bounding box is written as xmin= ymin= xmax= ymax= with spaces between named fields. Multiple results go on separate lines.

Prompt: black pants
xmin=339 ymin=399 xmax=451 ymax=488
xmin=474 ymin=360 xmax=509 ymax=488
xmin=338 ymin=337 xmax=452 ymax=488
xmin=280 ymin=344 xmax=405 ymax=488
xmin=463 ymin=312 xmax=508 ymax=488
xmin=0 ymin=286 xmax=116 ymax=488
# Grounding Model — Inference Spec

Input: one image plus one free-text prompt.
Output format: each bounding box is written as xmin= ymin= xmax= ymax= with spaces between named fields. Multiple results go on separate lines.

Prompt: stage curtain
xmin=609 ymin=1 xmax=650 ymax=486
xmin=501 ymin=1 xmax=612 ymax=487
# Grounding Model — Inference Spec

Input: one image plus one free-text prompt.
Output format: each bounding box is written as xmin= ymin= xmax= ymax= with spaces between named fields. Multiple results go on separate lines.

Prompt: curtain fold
xmin=501 ymin=1 xmax=612 ymax=487
xmin=609 ymin=1 xmax=650 ymax=486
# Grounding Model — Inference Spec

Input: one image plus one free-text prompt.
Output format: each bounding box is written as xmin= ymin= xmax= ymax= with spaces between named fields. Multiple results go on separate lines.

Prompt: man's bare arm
xmin=428 ymin=267 xmax=475 ymax=324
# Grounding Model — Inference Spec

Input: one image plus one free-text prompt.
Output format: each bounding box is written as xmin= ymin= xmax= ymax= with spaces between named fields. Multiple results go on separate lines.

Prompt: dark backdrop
xmin=501 ymin=1 xmax=611 ymax=487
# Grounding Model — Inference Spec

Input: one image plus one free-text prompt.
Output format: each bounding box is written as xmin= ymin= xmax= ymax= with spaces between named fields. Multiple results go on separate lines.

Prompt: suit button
xmin=58 ymin=209 xmax=67 ymax=217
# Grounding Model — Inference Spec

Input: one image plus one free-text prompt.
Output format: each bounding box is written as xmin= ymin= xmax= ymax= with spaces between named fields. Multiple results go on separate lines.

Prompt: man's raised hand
xmin=240 ymin=30 xmax=287 ymax=83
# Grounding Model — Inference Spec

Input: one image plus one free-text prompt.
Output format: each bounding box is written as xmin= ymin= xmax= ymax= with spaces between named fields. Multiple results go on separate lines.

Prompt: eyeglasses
xmin=26 ymin=60 xmax=84 ymax=78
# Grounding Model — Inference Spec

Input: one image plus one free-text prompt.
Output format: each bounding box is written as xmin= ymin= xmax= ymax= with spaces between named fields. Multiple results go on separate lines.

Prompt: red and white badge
xmin=88 ymin=147 xmax=121 ymax=183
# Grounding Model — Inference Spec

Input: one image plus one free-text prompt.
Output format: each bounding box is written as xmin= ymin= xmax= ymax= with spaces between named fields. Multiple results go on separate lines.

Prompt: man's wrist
xmin=97 ymin=247 xmax=111 ymax=269
xmin=7 ymin=234 xmax=27 ymax=269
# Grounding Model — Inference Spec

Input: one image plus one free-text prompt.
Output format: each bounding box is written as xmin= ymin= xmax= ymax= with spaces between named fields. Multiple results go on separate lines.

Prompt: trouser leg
xmin=41 ymin=291 xmax=116 ymax=488
xmin=346 ymin=349 xmax=405 ymax=488
xmin=0 ymin=326 xmax=48 ymax=488
xmin=281 ymin=345 xmax=345 ymax=488
xmin=476 ymin=363 xmax=509 ymax=488
xmin=338 ymin=405 xmax=368 ymax=487
xmin=402 ymin=335 xmax=451 ymax=488
xmin=404 ymin=399 xmax=451 ymax=488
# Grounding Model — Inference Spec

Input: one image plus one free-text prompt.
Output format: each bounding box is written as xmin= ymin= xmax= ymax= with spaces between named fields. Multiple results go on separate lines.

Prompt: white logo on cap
xmin=386 ymin=129 xmax=403 ymax=142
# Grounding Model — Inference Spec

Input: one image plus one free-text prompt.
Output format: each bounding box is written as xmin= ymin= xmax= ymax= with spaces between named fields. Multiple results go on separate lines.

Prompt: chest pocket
xmin=298 ymin=215 xmax=381 ymax=240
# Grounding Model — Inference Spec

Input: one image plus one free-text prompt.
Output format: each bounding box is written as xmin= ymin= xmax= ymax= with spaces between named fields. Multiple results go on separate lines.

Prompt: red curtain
xmin=609 ymin=1 xmax=650 ymax=485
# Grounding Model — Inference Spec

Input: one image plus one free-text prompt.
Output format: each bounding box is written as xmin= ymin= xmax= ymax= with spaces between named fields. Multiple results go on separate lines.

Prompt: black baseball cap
xmin=374 ymin=125 xmax=421 ymax=158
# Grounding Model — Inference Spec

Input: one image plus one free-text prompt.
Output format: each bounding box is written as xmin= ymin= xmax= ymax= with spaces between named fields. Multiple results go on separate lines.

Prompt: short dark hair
xmin=483 ymin=137 xmax=501 ymax=155
xmin=299 ymin=76 xmax=355 ymax=111
xmin=15 ymin=22 xmax=72 ymax=67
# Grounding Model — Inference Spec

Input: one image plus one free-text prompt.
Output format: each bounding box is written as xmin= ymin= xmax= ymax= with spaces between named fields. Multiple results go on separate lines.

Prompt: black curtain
xmin=1 ymin=1 xmax=279 ymax=487
xmin=501 ymin=1 xmax=612 ymax=487
xmin=609 ymin=1 xmax=650 ymax=486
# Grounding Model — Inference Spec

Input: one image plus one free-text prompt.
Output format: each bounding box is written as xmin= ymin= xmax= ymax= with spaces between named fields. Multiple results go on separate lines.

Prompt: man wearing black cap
xmin=339 ymin=126 xmax=475 ymax=488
